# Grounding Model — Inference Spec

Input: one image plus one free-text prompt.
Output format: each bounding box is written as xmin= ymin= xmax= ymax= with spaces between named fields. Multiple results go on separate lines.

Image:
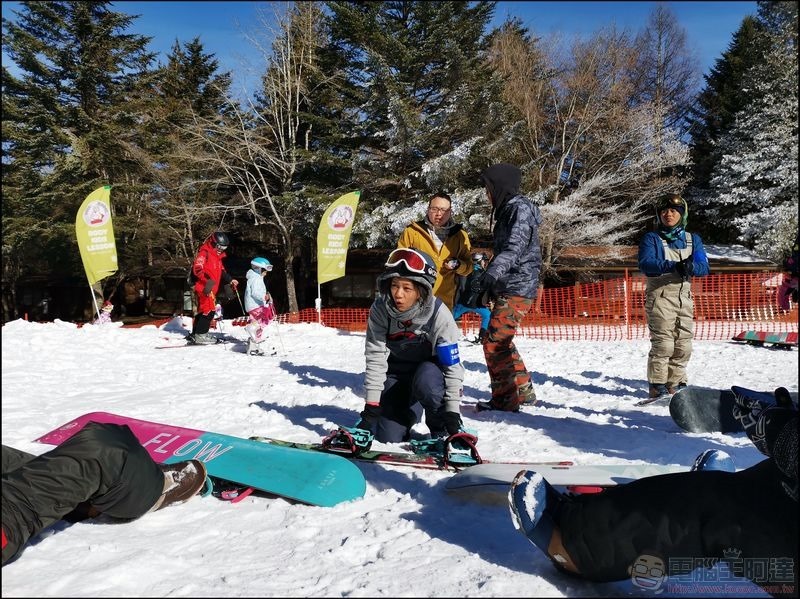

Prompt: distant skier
xmin=93 ymin=300 xmax=114 ymax=325
xmin=777 ymin=232 xmax=799 ymax=310
xmin=188 ymin=232 xmax=238 ymax=345
xmin=244 ymin=257 xmax=276 ymax=356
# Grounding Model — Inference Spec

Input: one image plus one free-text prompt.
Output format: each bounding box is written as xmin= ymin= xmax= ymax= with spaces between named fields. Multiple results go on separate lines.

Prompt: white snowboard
xmin=445 ymin=462 xmax=689 ymax=502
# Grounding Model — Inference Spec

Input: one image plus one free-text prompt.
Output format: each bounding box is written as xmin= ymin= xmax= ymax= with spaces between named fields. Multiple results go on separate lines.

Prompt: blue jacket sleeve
xmin=690 ymin=234 xmax=710 ymax=277
xmin=638 ymin=232 xmax=675 ymax=276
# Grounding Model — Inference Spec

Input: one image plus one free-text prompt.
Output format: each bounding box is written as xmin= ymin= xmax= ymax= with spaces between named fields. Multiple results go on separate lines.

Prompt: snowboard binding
xmin=410 ymin=431 xmax=482 ymax=468
xmin=321 ymin=426 xmax=375 ymax=456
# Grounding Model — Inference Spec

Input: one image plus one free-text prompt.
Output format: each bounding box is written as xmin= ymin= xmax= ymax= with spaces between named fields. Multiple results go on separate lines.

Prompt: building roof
xmin=557 ymin=244 xmax=776 ymax=272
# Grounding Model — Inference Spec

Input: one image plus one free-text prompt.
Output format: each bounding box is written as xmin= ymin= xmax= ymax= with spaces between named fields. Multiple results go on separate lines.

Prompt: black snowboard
xmin=669 ymin=386 xmax=798 ymax=434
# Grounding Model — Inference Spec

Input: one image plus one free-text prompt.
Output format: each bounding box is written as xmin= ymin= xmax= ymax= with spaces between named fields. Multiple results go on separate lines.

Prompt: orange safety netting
xmin=275 ymin=272 xmax=798 ymax=342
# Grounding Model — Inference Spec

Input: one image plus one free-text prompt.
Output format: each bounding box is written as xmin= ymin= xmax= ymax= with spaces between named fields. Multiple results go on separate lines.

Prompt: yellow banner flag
xmin=317 ymin=191 xmax=361 ymax=285
xmin=75 ymin=186 xmax=118 ymax=286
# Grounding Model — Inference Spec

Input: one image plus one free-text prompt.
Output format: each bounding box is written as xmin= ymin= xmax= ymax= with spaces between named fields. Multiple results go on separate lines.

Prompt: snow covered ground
xmin=1 ymin=316 xmax=797 ymax=597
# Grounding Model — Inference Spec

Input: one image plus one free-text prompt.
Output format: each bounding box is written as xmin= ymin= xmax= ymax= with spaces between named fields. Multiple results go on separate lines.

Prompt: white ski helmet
xmin=251 ymin=257 xmax=272 ymax=272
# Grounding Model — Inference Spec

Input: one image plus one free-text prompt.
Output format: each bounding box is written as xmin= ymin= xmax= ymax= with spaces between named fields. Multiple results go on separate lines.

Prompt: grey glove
xmin=203 ymin=279 xmax=216 ymax=295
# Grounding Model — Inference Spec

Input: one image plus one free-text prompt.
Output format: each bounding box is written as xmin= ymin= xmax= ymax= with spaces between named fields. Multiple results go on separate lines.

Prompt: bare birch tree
xmin=485 ymin=24 xmax=690 ymax=279
xmin=179 ymin=3 xmax=327 ymax=313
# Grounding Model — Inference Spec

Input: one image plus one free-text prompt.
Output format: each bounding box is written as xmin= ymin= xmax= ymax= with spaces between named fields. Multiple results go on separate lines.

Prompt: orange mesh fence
xmin=276 ymin=272 xmax=797 ymax=342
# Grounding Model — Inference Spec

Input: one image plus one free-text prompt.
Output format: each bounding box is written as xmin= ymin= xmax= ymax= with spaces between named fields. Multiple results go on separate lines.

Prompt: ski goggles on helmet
xmin=385 ymin=248 xmax=436 ymax=278
xmin=214 ymin=242 xmax=228 ymax=251
xmin=658 ymin=195 xmax=684 ymax=212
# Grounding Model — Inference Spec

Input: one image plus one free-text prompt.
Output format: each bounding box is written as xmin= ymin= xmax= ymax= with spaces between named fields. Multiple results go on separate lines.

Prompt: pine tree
xmin=685 ymin=16 xmax=769 ymax=242
xmin=139 ymin=37 xmax=235 ymax=261
xmin=702 ymin=1 xmax=798 ymax=260
xmin=2 ymin=1 xmax=156 ymax=314
xmin=321 ymin=1 xmax=495 ymax=208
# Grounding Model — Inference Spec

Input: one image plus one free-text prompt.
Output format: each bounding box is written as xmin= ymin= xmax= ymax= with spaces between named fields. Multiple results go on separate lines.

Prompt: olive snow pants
xmin=557 ymin=459 xmax=798 ymax=590
xmin=645 ymin=281 xmax=693 ymax=386
xmin=2 ymin=422 xmax=164 ymax=566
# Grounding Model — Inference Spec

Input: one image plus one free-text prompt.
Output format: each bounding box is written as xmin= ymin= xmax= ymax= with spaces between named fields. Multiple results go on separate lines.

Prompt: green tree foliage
xmin=699 ymin=1 xmax=797 ymax=260
xmin=2 ymin=1 xmax=156 ymax=314
xmin=685 ymin=16 xmax=769 ymax=241
xmin=139 ymin=37 xmax=235 ymax=263
xmin=321 ymin=1 xmax=495 ymax=209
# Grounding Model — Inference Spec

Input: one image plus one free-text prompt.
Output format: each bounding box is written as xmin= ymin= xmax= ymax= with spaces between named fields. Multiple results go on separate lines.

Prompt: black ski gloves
xmin=355 ymin=403 xmax=381 ymax=432
xmin=463 ymin=272 xmax=496 ymax=308
xmin=733 ymin=387 xmax=798 ymax=457
xmin=675 ymin=257 xmax=694 ymax=280
xmin=203 ymin=279 xmax=216 ymax=295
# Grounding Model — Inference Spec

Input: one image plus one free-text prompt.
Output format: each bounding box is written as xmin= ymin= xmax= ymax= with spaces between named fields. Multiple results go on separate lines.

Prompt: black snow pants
xmin=557 ymin=458 xmax=797 ymax=589
xmin=2 ymin=422 xmax=164 ymax=566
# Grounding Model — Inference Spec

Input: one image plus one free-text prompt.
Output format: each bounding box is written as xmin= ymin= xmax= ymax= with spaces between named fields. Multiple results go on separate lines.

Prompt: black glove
xmin=733 ymin=387 xmax=797 ymax=456
xmin=203 ymin=279 xmax=216 ymax=295
xmin=674 ymin=257 xmax=694 ymax=280
xmin=470 ymin=272 xmax=495 ymax=294
xmin=462 ymin=272 xmax=495 ymax=308
xmin=442 ymin=411 xmax=463 ymax=436
xmin=217 ymin=284 xmax=234 ymax=302
xmin=355 ymin=403 xmax=381 ymax=432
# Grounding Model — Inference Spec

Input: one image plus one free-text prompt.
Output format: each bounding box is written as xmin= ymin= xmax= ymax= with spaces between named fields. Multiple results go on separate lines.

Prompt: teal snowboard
xmin=35 ymin=412 xmax=366 ymax=507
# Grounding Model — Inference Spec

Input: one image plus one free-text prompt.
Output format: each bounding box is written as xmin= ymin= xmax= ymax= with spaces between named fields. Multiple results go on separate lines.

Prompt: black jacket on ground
xmin=2 ymin=422 xmax=164 ymax=566
xmin=556 ymin=413 xmax=798 ymax=594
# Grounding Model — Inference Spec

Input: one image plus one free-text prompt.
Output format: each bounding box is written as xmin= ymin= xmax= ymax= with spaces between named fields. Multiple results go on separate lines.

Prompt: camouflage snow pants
xmin=482 ymin=295 xmax=533 ymax=411
xmin=645 ymin=282 xmax=694 ymax=386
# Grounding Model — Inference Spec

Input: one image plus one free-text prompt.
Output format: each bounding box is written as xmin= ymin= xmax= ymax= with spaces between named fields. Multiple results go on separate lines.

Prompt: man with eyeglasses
xmin=638 ymin=193 xmax=709 ymax=402
xmin=397 ymin=192 xmax=474 ymax=311
xmin=187 ymin=231 xmax=239 ymax=345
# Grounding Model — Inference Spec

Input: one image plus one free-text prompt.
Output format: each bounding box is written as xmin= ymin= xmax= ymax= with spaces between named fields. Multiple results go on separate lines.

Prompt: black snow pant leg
xmin=2 ymin=446 xmax=37 ymax=475
xmin=193 ymin=312 xmax=213 ymax=335
xmin=557 ymin=459 xmax=798 ymax=584
xmin=1 ymin=422 xmax=164 ymax=566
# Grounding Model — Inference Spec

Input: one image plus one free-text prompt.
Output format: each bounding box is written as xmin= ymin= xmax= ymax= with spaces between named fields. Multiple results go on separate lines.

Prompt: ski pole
xmin=271 ymin=310 xmax=286 ymax=355
xmin=235 ymin=288 xmax=246 ymax=315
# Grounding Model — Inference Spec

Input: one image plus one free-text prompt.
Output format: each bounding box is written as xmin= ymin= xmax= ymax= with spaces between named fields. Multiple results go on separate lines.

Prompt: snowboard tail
xmin=36 ymin=412 xmax=366 ymax=507
xmin=669 ymin=386 xmax=799 ymax=433
xmin=733 ymin=330 xmax=798 ymax=348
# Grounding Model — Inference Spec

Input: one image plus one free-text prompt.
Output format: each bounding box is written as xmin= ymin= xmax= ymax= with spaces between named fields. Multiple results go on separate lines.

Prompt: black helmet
xmin=211 ymin=232 xmax=230 ymax=249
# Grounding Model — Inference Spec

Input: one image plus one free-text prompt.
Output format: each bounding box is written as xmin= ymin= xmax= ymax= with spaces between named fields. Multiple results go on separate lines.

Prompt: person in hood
xmin=638 ymin=193 xmax=709 ymax=401
xmin=354 ymin=248 xmax=466 ymax=443
xmin=397 ymin=192 xmax=474 ymax=310
xmin=467 ymin=163 xmax=542 ymax=412
xmin=188 ymin=232 xmax=238 ymax=345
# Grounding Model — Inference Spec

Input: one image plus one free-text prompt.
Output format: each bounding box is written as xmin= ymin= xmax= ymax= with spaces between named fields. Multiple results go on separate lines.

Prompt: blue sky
xmin=2 ymin=1 xmax=758 ymax=94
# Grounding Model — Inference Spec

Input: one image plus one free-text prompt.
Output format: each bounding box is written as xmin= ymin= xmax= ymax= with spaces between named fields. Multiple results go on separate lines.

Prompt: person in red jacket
xmin=188 ymin=232 xmax=238 ymax=345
